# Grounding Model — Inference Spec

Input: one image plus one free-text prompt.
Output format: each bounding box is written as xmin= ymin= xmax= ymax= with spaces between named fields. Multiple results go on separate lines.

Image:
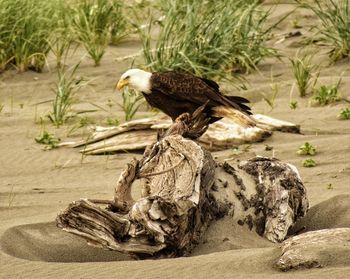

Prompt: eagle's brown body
xmin=144 ymin=72 xmax=252 ymax=124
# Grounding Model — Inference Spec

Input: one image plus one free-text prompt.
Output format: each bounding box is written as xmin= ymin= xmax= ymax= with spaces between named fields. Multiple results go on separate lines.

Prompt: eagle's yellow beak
xmin=116 ymin=78 xmax=129 ymax=91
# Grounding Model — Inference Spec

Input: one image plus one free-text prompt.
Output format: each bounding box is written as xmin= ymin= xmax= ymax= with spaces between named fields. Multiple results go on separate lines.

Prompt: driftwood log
xmin=59 ymin=114 xmax=300 ymax=155
xmin=57 ymin=112 xmax=308 ymax=258
xmin=277 ymin=228 xmax=350 ymax=271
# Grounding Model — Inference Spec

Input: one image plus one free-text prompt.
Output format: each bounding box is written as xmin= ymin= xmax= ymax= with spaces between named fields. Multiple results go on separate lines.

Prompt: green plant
xmin=49 ymin=1 xmax=75 ymax=68
xmin=120 ymin=87 xmax=144 ymax=121
xmin=289 ymin=101 xmax=298 ymax=109
xmin=48 ymin=63 xmax=85 ymax=127
xmin=66 ymin=115 xmax=96 ymax=136
xmin=0 ymin=0 xmax=59 ymax=72
xmin=313 ymin=80 xmax=341 ymax=106
xmin=338 ymin=107 xmax=350 ymax=120
xmin=105 ymin=117 xmax=120 ymax=126
xmin=35 ymin=130 xmax=61 ymax=149
xmin=297 ymin=0 xmax=350 ymax=62
xmin=261 ymin=82 xmax=279 ymax=110
xmin=71 ymin=0 xmax=126 ymax=66
xmin=290 ymin=53 xmax=318 ymax=97
xmin=297 ymin=142 xmax=316 ymax=156
xmin=302 ymin=158 xmax=316 ymax=167
xmin=137 ymin=0 xmax=282 ymax=79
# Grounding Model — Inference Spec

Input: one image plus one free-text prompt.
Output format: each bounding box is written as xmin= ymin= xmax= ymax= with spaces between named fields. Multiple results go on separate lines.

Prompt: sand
xmin=1 ymin=2 xmax=350 ymax=278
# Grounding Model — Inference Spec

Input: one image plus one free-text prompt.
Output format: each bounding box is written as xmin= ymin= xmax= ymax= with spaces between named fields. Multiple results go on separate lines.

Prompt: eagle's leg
xmin=164 ymin=103 xmax=210 ymax=140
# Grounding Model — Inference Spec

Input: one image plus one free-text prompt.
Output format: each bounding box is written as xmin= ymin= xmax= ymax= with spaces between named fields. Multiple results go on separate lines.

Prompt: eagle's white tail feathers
xmin=212 ymin=106 xmax=256 ymax=127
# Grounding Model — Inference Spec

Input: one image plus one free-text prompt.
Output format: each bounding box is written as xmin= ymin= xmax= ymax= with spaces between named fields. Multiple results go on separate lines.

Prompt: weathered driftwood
xmin=59 ymin=114 xmax=299 ymax=155
xmin=57 ymin=134 xmax=219 ymax=258
xmin=276 ymin=228 xmax=350 ymax=271
xmin=213 ymin=157 xmax=309 ymax=243
xmin=57 ymin=110 xmax=307 ymax=258
xmin=57 ymin=144 xmax=308 ymax=258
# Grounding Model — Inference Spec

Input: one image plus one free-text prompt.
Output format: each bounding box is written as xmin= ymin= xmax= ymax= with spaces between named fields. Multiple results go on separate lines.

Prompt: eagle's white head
xmin=116 ymin=68 xmax=152 ymax=94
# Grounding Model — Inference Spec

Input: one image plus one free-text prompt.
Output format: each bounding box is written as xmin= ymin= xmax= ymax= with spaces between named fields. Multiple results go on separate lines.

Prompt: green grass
xmin=290 ymin=52 xmax=318 ymax=97
xmin=297 ymin=0 xmax=350 ymax=62
xmin=120 ymin=87 xmax=144 ymax=121
xmin=48 ymin=64 xmax=84 ymax=127
xmin=137 ymin=0 xmax=281 ymax=80
xmin=313 ymin=80 xmax=341 ymax=106
xmin=297 ymin=142 xmax=317 ymax=156
xmin=0 ymin=0 xmax=59 ymax=72
xmin=0 ymin=0 xmax=128 ymax=72
xmin=49 ymin=1 xmax=75 ymax=68
xmin=71 ymin=0 xmax=127 ymax=66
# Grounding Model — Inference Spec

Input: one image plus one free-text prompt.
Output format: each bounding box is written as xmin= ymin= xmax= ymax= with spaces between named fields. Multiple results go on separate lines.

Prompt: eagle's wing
xmin=151 ymin=72 xmax=252 ymax=115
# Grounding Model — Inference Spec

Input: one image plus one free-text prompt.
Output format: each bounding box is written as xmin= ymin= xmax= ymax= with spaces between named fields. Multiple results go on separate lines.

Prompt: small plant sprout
xmin=35 ymin=130 xmax=61 ymax=149
xmin=290 ymin=52 xmax=318 ymax=97
xmin=338 ymin=107 xmax=350 ymax=120
xmin=297 ymin=142 xmax=317 ymax=156
xmin=289 ymin=101 xmax=298 ymax=110
xmin=313 ymin=80 xmax=341 ymax=106
xmin=105 ymin=117 xmax=120 ymax=126
xmin=302 ymin=158 xmax=316 ymax=168
xmin=261 ymin=82 xmax=279 ymax=111
xmin=120 ymin=87 xmax=144 ymax=121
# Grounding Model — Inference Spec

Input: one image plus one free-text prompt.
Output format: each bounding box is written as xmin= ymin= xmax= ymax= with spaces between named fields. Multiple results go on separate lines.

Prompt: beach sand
xmin=1 ymin=2 xmax=350 ymax=278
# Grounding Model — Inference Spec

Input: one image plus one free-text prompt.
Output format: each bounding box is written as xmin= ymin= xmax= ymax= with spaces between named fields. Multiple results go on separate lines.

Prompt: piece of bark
xmin=58 ymin=114 xmax=299 ymax=154
xmin=276 ymin=228 xmax=350 ymax=271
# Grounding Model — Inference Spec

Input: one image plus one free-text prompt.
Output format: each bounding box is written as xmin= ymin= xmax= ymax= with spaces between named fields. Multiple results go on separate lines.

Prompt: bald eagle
xmin=117 ymin=69 xmax=255 ymax=127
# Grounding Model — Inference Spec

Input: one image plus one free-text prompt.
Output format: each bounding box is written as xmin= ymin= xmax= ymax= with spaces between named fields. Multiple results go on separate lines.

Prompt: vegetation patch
xmin=312 ymin=81 xmax=341 ymax=106
xmin=298 ymin=0 xmax=350 ymax=62
xmin=290 ymin=52 xmax=318 ymax=97
xmin=137 ymin=0 xmax=281 ymax=80
xmin=0 ymin=0 xmax=59 ymax=72
xmin=48 ymin=64 xmax=86 ymax=127
xmin=297 ymin=142 xmax=317 ymax=156
xmin=302 ymin=158 xmax=316 ymax=168
xmin=338 ymin=107 xmax=350 ymax=120
xmin=120 ymin=87 xmax=145 ymax=121
xmin=71 ymin=0 xmax=127 ymax=66
xmin=35 ymin=130 xmax=61 ymax=149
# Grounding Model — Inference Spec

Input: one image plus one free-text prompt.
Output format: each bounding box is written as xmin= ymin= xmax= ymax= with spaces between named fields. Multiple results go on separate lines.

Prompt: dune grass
xmin=71 ymin=0 xmax=127 ymax=66
xmin=137 ymin=0 xmax=280 ymax=80
xmin=120 ymin=87 xmax=145 ymax=121
xmin=290 ymin=52 xmax=318 ymax=97
xmin=298 ymin=0 xmax=350 ymax=62
xmin=48 ymin=64 xmax=85 ymax=127
xmin=0 ymin=0 xmax=127 ymax=72
xmin=0 ymin=0 xmax=59 ymax=72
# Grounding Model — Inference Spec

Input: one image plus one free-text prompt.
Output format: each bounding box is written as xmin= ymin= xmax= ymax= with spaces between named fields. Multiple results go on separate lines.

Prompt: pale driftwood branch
xmin=58 ymin=114 xmax=299 ymax=155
